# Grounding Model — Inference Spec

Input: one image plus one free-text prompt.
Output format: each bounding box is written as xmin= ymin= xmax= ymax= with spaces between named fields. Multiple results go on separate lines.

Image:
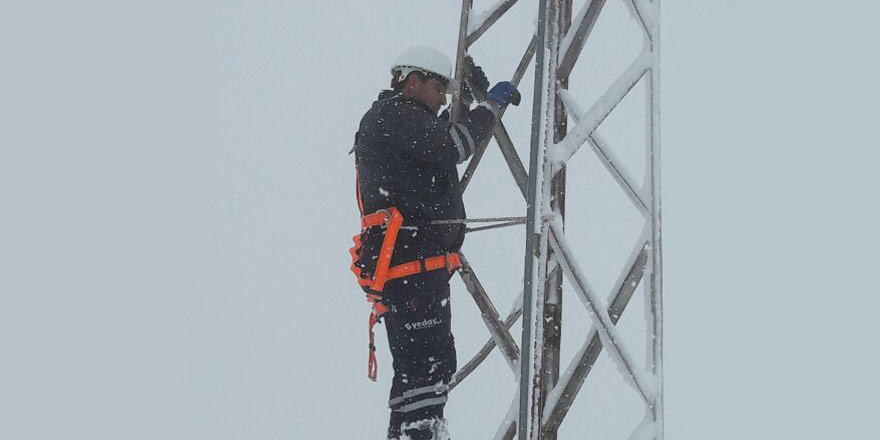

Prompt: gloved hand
xmin=469 ymin=65 xmax=490 ymax=93
xmin=488 ymin=81 xmax=521 ymax=109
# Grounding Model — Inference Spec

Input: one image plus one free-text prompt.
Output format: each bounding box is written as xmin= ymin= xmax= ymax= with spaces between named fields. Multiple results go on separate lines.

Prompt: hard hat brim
xmin=392 ymin=66 xmax=460 ymax=94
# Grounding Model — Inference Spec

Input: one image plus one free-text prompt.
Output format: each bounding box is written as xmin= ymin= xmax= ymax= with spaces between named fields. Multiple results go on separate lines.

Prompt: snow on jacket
xmin=354 ymin=90 xmax=496 ymax=266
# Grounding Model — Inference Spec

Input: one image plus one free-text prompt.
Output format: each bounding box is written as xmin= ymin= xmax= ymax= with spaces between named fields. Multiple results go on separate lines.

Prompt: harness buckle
xmin=375 ymin=209 xmax=392 ymax=229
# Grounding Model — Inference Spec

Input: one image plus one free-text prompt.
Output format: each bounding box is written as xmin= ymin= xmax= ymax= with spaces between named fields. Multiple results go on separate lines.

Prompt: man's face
xmin=408 ymin=76 xmax=448 ymax=115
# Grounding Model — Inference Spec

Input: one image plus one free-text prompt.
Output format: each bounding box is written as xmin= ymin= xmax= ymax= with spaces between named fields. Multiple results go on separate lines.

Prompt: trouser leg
xmin=384 ymin=279 xmax=456 ymax=440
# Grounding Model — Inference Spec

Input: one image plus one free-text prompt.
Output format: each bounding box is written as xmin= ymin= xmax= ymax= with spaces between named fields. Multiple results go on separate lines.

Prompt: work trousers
xmin=382 ymin=271 xmax=457 ymax=440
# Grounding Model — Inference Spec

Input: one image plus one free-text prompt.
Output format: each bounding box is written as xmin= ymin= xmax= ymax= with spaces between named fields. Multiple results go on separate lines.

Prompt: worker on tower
xmin=349 ymin=46 xmax=520 ymax=440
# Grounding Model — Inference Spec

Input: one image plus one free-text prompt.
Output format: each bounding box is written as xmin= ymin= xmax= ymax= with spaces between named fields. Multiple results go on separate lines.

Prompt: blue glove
xmin=488 ymin=81 xmax=521 ymax=108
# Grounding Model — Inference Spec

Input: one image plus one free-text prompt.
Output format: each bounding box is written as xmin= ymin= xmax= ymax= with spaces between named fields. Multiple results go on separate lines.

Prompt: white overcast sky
xmin=1 ymin=1 xmax=878 ymax=439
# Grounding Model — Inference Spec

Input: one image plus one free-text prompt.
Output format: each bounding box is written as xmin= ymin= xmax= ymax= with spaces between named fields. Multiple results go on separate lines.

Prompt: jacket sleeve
xmin=384 ymin=103 xmax=496 ymax=167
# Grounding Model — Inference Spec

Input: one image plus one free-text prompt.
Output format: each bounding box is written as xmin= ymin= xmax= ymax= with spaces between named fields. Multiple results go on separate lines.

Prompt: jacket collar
xmin=377 ymin=89 xmax=398 ymax=101
xmin=377 ymin=90 xmax=434 ymax=114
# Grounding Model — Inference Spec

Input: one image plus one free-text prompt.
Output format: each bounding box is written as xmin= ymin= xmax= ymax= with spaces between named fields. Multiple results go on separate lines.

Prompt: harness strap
xmin=361 ymin=210 xmax=391 ymax=229
xmin=367 ymin=299 xmax=388 ymax=382
xmin=350 ymin=208 xmax=405 ymax=291
xmin=355 ymin=206 xmax=464 ymax=381
xmin=363 ymin=252 xmax=461 ymax=382
xmin=386 ymin=253 xmax=461 ymax=280
xmin=370 ymin=209 xmax=404 ymax=292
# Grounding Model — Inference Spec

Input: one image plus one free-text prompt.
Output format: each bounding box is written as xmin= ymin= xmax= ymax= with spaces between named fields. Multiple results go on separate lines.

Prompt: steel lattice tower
xmin=447 ymin=1 xmax=662 ymax=439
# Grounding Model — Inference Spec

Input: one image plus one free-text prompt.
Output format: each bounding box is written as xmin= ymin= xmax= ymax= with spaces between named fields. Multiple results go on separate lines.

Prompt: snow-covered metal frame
xmin=448 ymin=1 xmax=662 ymax=439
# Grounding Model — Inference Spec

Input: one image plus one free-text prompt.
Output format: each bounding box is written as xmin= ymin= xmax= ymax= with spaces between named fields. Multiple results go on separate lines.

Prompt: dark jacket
xmin=354 ymin=90 xmax=496 ymax=267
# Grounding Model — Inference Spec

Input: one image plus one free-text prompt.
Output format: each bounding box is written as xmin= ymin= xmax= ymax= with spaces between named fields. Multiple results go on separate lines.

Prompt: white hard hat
xmin=391 ymin=46 xmax=458 ymax=91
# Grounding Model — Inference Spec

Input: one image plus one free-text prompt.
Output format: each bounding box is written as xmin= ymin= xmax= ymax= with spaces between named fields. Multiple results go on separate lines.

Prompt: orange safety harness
xmin=350 ymin=171 xmax=462 ymax=381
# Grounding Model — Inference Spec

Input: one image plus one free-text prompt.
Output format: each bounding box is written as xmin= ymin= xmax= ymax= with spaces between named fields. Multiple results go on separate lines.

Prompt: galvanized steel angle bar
xmin=450 ymin=0 xmax=538 ymax=398
xmin=449 ymin=293 xmax=523 ymax=390
xmin=557 ymin=0 xmax=607 ymax=79
xmin=558 ymin=89 xmax=649 ymax=215
xmin=513 ymin=34 xmax=538 ymax=86
xmin=519 ymin=0 xmax=560 ymax=438
xmin=457 ymin=253 xmax=521 ymax=372
xmin=452 ymin=0 xmax=474 ymax=122
xmin=466 ymin=0 xmax=522 ymax=47
xmin=548 ymin=221 xmax=655 ymax=405
xmin=478 ymin=50 xmax=657 ymax=440
xmin=645 ymin=0 xmax=664 ymax=435
xmin=624 ymin=0 xmax=658 ymax=41
xmin=448 ymin=0 xmax=663 ymax=437
xmin=541 ymin=237 xmax=650 ymax=432
xmin=459 ymin=35 xmax=537 ymax=193
xmin=551 ymin=51 xmax=652 ymax=170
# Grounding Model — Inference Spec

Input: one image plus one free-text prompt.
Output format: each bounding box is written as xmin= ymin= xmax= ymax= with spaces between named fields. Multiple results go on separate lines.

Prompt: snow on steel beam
xmin=461 ymin=10 xmax=654 ymax=423
xmin=449 ymin=294 xmax=522 ymax=390
xmin=548 ymin=220 xmax=657 ymax=404
xmin=520 ymin=0 xmax=556 ymax=437
xmin=490 ymin=59 xmax=657 ymax=425
xmin=589 ymin=135 xmax=648 ymax=214
xmin=559 ymin=89 xmax=648 ymax=214
xmin=646 ymin=3 xmax=664 ymax=435
xmin=489 ymin=84 xmax=647 ymax=410
xmin=457 ymin=253 xmax=521 ymax=372
xmin=466 ymin=0 xmax=521 ymax=47
xmin=541 ymin=234 xmax=650 ymax=431
xmin=557 ymin=0 xmax=606 ymax=80
xmin=551 ymin=51 xmax=652 ymax=169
